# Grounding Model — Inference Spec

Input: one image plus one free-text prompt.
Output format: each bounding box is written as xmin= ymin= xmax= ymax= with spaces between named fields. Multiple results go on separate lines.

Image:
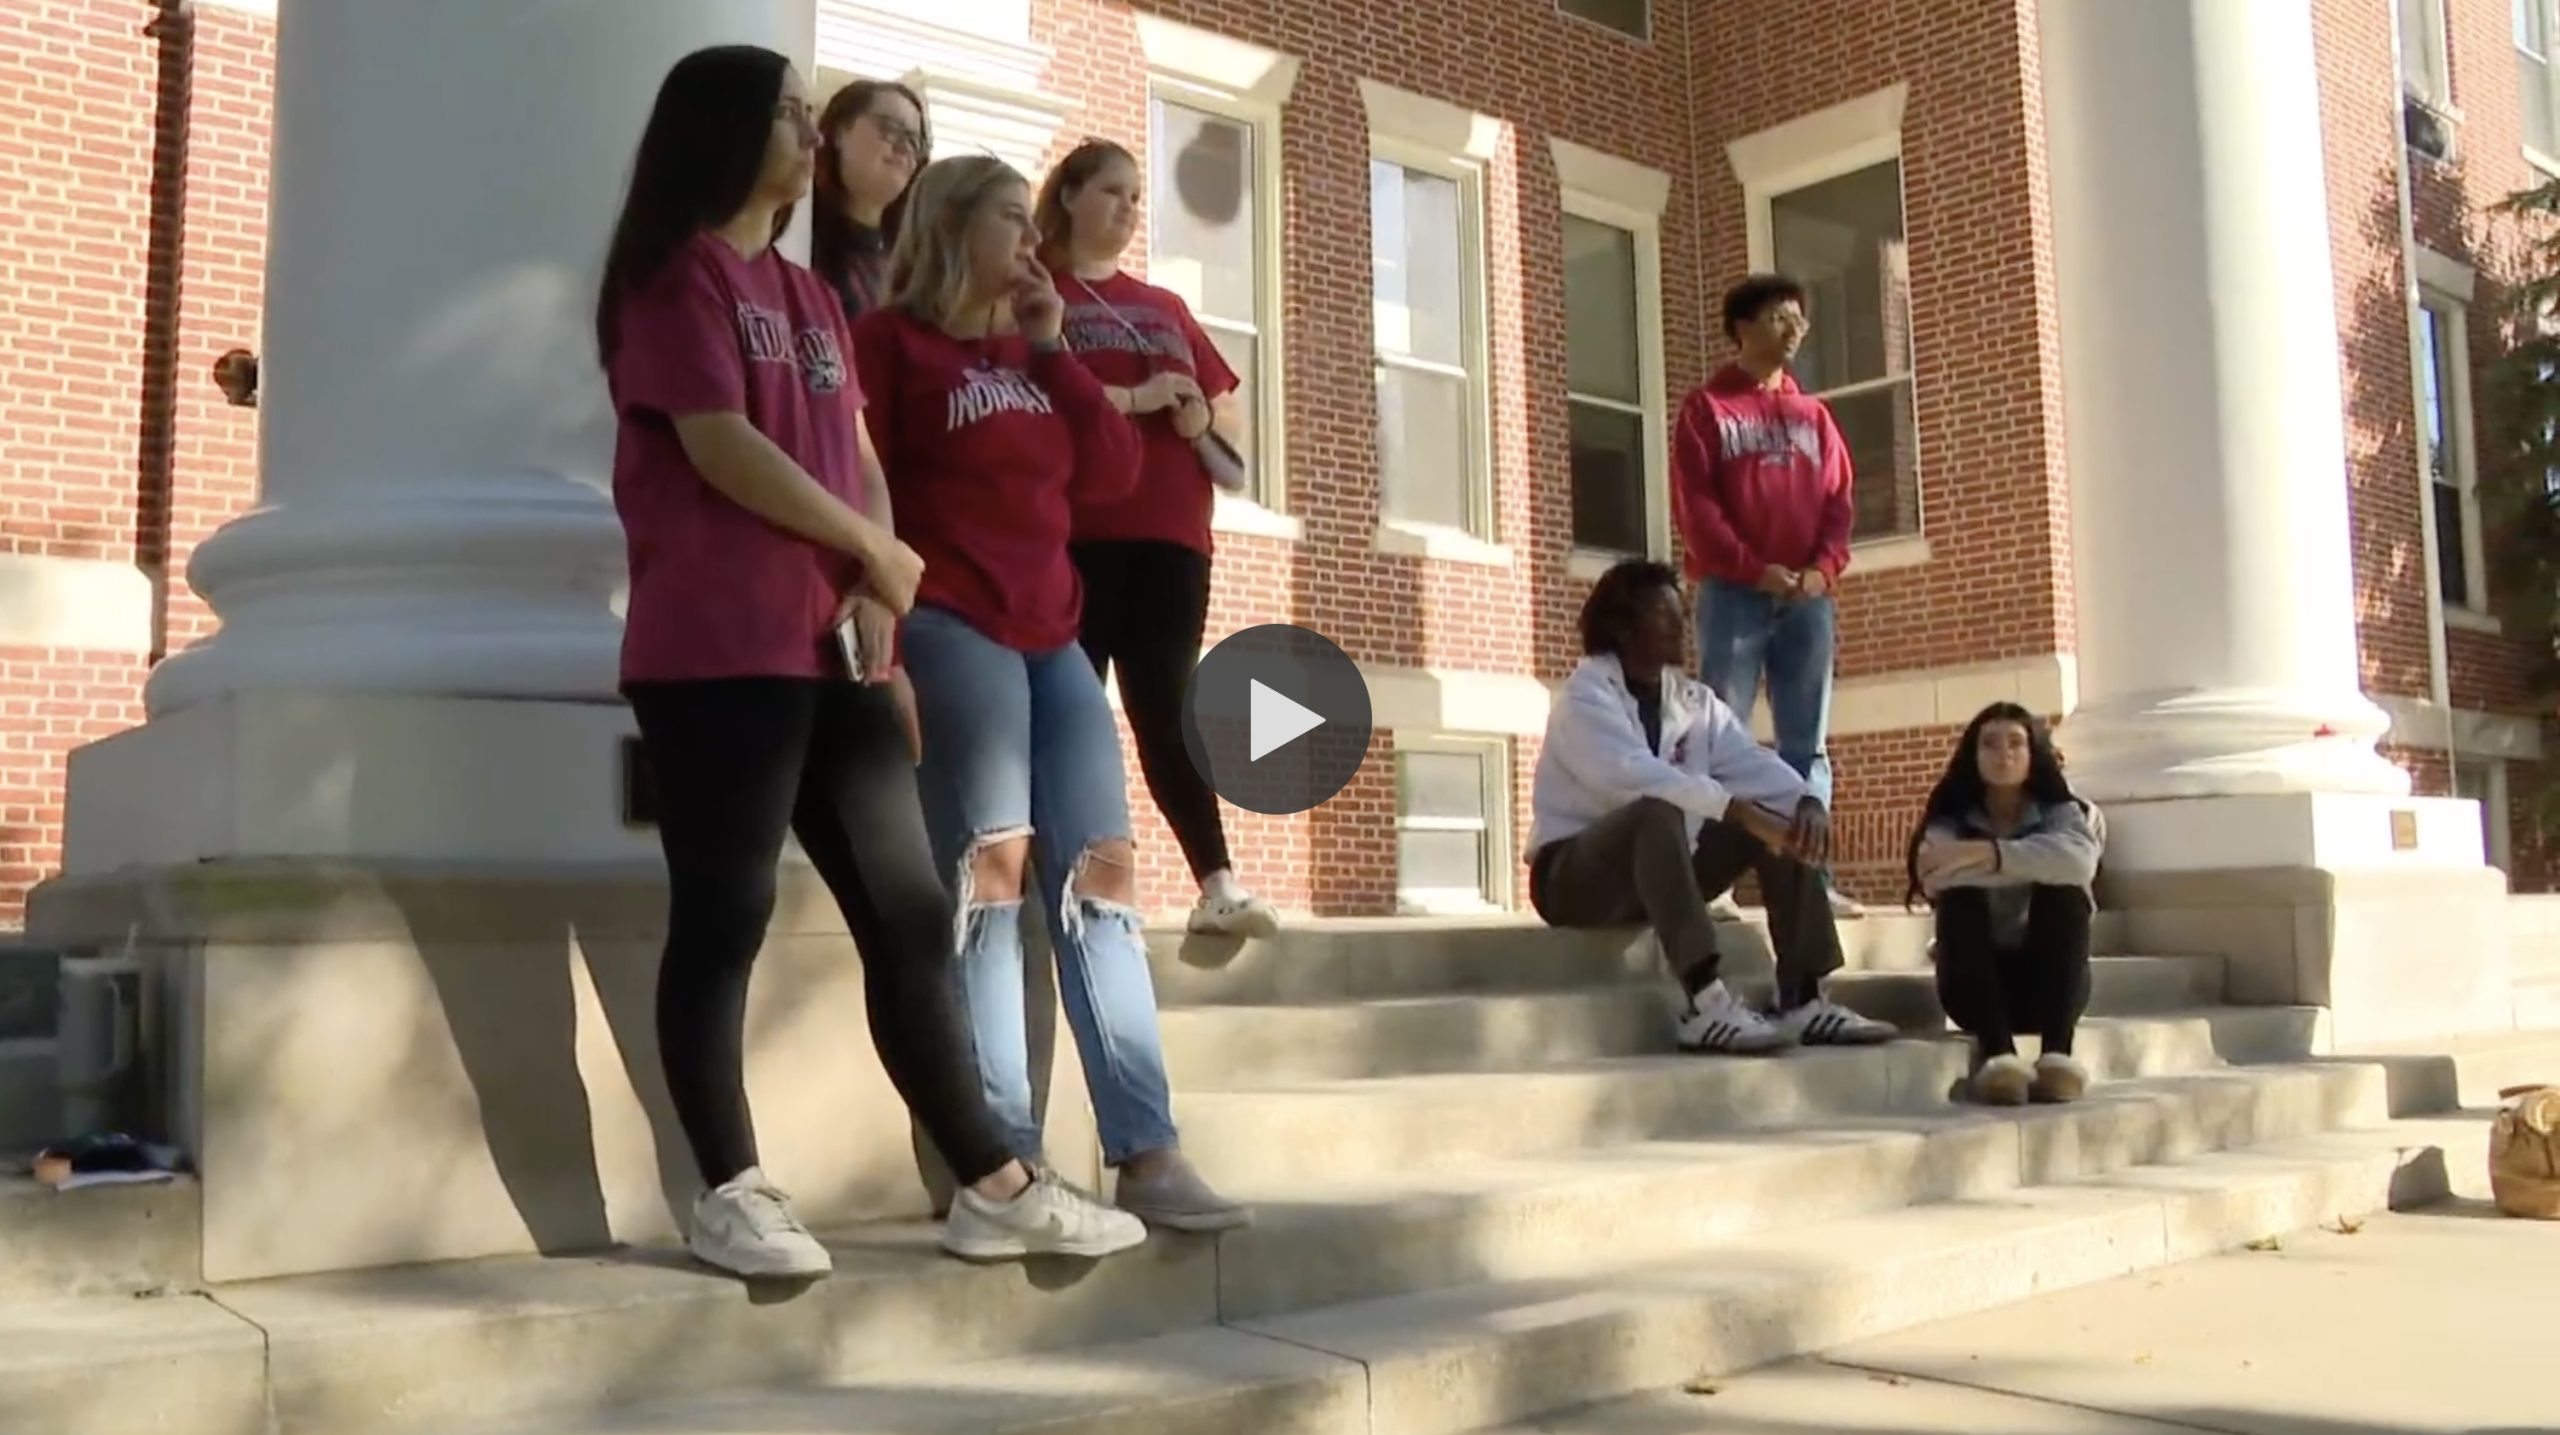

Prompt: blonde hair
xmin=887 ymin=154 xmax=1028 ymax=326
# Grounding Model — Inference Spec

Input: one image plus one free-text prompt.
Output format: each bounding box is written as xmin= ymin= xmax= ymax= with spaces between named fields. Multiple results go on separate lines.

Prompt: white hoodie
xmin=1527 ymin=653 xmax=1810 ymax=858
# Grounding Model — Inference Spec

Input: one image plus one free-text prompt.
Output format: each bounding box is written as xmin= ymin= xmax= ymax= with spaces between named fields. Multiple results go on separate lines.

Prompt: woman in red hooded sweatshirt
xmin=850 ymin=155 xmax=1250 ymax=1233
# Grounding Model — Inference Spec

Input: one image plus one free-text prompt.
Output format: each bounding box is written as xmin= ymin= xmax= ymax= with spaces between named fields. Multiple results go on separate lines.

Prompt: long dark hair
xmin=810 ymin=79 xmax=930 ymax=301
xmin=1033 ymin=138 xmax=1137 ymax=267
xmin=1903 ymin=701 xmax=2080 ymax=907
xmin=595 ymin=45 xmax=793 ymax=362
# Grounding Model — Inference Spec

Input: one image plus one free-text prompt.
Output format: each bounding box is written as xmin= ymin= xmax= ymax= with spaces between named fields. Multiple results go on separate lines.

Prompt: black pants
xmin=1071 ymin=539 xmax=1231 ymax=880
xmin=627 ymin=677 xmax=1014 ymax=1190
xmin=1529 ymin=796 xmax=1844 ymax=1009
xmin=1931 ymin=885 xmax=2093 ymax=1057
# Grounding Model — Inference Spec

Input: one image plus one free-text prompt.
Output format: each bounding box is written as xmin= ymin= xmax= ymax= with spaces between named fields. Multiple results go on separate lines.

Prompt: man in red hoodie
xmin=1670 ymin=273 xmax=1863 ymax=918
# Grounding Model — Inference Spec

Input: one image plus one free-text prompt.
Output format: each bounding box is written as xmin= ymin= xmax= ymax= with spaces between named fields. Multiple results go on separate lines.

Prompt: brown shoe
xmin=1969 ymin=1054 xmax=2034 ymax=1106
xmin=2032 ymin=1053 xmax=2089 ymax=1104
xmin=1114 ymin=1150 xmax=1252 ymax=1233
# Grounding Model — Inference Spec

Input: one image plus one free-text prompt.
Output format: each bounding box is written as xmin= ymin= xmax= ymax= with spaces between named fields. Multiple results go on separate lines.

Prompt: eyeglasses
xmin=870 ymin=113 xmax=924 ymax=156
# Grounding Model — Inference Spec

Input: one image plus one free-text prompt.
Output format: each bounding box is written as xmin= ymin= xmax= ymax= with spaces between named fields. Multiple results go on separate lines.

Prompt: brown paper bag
xmin=2490 ymin=1083 xmax=2560 ymax=1220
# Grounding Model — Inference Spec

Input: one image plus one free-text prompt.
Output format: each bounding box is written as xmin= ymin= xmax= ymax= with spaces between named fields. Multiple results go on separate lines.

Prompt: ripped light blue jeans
xmin=899 ymin=603 xmax=1180 ymax=1166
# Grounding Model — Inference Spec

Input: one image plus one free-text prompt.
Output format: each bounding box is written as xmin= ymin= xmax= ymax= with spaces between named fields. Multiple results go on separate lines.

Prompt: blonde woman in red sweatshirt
xmin=1670 ymin=273 xmax=1864 ymax=923
xmin=850 ymin=155 xmax=1249 ymax=1233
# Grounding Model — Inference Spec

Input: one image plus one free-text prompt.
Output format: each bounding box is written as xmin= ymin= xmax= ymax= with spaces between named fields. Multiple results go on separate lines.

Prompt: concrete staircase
xmin=0 ymin=913 xmax=2538 ymax=1435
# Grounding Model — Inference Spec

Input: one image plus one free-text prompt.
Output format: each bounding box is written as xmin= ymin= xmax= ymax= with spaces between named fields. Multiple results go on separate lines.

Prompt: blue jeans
xmin=899 ymin=604 xmax=1180 ymax=1166
xmin=1695 ymin=580 xmax=1836 ymax=808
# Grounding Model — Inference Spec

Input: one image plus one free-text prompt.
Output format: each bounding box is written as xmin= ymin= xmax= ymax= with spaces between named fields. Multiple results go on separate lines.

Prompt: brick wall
xmin=1 ymin=0 xmax=2552 ymax=923
xmin=0 ymin=1 xmax=270 ymax=924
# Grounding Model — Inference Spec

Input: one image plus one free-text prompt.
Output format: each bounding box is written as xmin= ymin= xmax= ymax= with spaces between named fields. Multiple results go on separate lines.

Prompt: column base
xmin=61 ymin=691 xmax=656 ymax=877
xmin=2098 ymin=794 xmax=2514 ymax=1048
xmin=22 ymin=860 xmax=1101 ymax=1284
xmin=2059 ymin=687 xmax=2411 ymax=804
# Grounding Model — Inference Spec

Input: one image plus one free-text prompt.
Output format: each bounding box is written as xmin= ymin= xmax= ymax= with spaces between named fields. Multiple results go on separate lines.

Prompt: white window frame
xmin=1361 ymin=80 xmax=1506 ymax=564
xmin=1553 ymin=138 xmax=1673 ymax=580
xmin=1392 ymin=732 xmax=1514 ymax=915
xmin=2415 ymin=248 xmax=2494 ymax=630
xmin=1556 ymin=0 xmax=1650 ymax=43
xmin=2521 ymin=0 xmax=2560 ymax=173
xmin=2398 ymin=0 xmax=2454 ymax=113
xmin=1727 ymin=84 xmax=1929 ymax=575
xmin=1135 ymin=16 xmax=1305 ymax=543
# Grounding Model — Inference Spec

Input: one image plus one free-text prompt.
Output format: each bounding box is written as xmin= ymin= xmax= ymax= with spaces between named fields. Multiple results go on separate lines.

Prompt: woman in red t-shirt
xmin=851 ymin=155 xmax=1249 ymax=1234
xmin=1034 ymin=139 xmax=1277 ymax=939
xmin=594 ymin=45 xmax=1141 ymax=1280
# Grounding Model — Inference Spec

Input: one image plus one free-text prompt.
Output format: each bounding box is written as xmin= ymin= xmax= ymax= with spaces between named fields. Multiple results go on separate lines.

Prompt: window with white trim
xmin=2417 ymin=289 xmax=2486 ymax=611
xmin=1733 ymin=88 xmax=1921 ymax=547
xmin=1149 ymin=94 xmax=1276 ymax=507
xmin=2398 ymin=0 xmax=2453 ymax=111
xmin=2521 ymin=0 xmax=2559 ymax=160
xmin=1394 ymin=738 xmax=1511 ymax=913
xmin=1558 ymin=0 xmax=1647 ymax=41
xmin=1555 ymin=140 xmax=1672 ymax=565
xmin=1363 ymin=82 xmax=1499 ymax=546
xmin=1134 ymin=16 xmax=1303 ymax=524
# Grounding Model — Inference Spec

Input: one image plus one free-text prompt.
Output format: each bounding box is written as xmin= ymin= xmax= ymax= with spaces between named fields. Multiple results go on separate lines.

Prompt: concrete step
xmin=1205 ymin=1060 xmax=2389 ymax=1321
xmin=1158 ymin=957 xmax=2229 ymax=1088
xmin=0 ymin=1061 xmax=2413 ymax=1435
xmin=1227 ymin=1114 xmax=2489 ymax=1435
xmin=1173 ymin=1007 xmax=2327 ymax=1188
xmin=1146 ymin=919 xmax=1650 ymax=1006
xmin=2350 ymin=1024 xmax=2560 ymax=1115
xmin=0 ymin=1169 xmax=198 ymax=1300
xmin=338 ymin=1112 xmax=2483 ymax=1435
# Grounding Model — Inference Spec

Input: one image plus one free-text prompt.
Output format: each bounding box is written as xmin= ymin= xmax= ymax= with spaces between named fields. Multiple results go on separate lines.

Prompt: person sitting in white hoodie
xmin=1528 ymin=559 xmax=1897 ymax=1055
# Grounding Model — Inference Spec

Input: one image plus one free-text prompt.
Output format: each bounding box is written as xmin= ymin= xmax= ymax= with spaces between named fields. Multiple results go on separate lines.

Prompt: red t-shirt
xmin=849 ymin=307 xmax=1141 ymax=652
xmin=606 ymin=233 xmax=870 ymax=684
xmin=1056 ymin=271 xmax=1238 ymax=554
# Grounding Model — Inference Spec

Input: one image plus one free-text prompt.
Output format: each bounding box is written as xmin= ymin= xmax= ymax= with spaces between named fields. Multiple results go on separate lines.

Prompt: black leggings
xmin=1071 ymin=539 xmax=1231 ymax=880
xmin=1931 ymin=884 xmax=2094 ymax=1058
xmin=627 ymin=677 xmax=1014 ymax=1190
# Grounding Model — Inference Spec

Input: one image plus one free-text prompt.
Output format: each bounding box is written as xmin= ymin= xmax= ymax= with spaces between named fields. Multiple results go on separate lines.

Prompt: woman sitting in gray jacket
xmin=1906 ymin=701 xmax=2107 ymax=1107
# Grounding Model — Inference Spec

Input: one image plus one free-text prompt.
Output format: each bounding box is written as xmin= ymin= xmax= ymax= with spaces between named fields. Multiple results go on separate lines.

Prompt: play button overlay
xmin=1183 ymin=624 xmax=1372 ymax=815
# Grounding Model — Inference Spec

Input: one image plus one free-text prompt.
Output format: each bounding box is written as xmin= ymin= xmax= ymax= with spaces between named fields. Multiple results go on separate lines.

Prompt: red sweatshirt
xmin=1669 ymin=364 xmax=1856 ymax=586
xmin=850 ymin=308 xmax=1142 ymax=651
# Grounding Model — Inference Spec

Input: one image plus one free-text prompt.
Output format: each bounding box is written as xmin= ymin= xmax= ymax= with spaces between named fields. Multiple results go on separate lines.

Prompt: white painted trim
xmin=1148 ymin=79 xmax=1293 ymax=516
xmin=2413 ymin=244 xmax=2476 ymax=302
xmin=197 ymin=0 xmax=276 ymax=15
xmin=2374 ymin=694 xmax=2546 ymax=760
xmin=1367 ymin=667 xmax=1553 ymax=736
xmin=1367 ymin=112 xmax=1500 ymax=543
xmin=1374 ymin=518 xmax=1515 ymax=568
xmin=1134 ymin=13 xmax=1303 ymax=104
xmin=1210 ymin=491 xmax=1304 ymax=542
xmin=1745 ymin=652 xmax=2079 ymax=743
xmin=2445 ymin=604 xmax=2503 ymax=634
xmin=1556 ymin=147 xmax=1672 ymax=566
xmin=1847 ymin=533 xmax=1930 ymax=575
xmin=0 ymin=553 xmax=155 ymax=655
xmin=1728 ymin=83 xmax=1908 ymax=262
xmin=2416 ymin=286 xmax=2490 ymax=613
xmin=1358 ymin=80 xmax=1504 ymax=163
xmin=1391 ymin=730 xmax=1516 ymax=911
xmin=1549 ymin=138 xmax=1672 ymax=219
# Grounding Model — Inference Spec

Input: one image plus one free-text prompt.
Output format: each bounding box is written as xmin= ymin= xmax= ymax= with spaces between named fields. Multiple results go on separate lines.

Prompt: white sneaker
xmin=688 ymin=1168 xmax=831 ymax=1279
xmin=1775 ymin=996 xmax=1897 ymax=1047
xmin=1675 ymin=979 xmax=1791 ymax=1055
xmin=1826 ymin=886 xmax=1866 ymax=919
xmin=1187 ymin=889 xmax=1281 ymax=937
xmin=940 ymin=1168 xmax=1150 ymax=1262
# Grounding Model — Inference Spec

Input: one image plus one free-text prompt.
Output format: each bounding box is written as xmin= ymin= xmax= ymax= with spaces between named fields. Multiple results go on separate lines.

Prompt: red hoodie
xmin=1669 ymin=363 xmax=1856 ymax=587
xmin=850 ymin=308 xmax=1141 ymax=652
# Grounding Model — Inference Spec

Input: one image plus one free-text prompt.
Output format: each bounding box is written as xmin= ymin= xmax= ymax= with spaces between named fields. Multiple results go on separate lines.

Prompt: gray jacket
xmin=1924 ymin=799 xmax=2107 ymax=949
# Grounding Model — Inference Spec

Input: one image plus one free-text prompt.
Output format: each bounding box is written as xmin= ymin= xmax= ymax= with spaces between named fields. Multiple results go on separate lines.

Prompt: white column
xmin=145 ymin=0 xmax=819 ymax=718
xmin=2037 ymin=0 xmax=2411 ymax=807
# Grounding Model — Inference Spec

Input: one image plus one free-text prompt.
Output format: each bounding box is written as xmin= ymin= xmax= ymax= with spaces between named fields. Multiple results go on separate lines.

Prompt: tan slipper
xmin=2032 ymin=1053 xmax=2089 ymax=1104
xmin=1969 ymin=1053 xmax=2034 ymax=1106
